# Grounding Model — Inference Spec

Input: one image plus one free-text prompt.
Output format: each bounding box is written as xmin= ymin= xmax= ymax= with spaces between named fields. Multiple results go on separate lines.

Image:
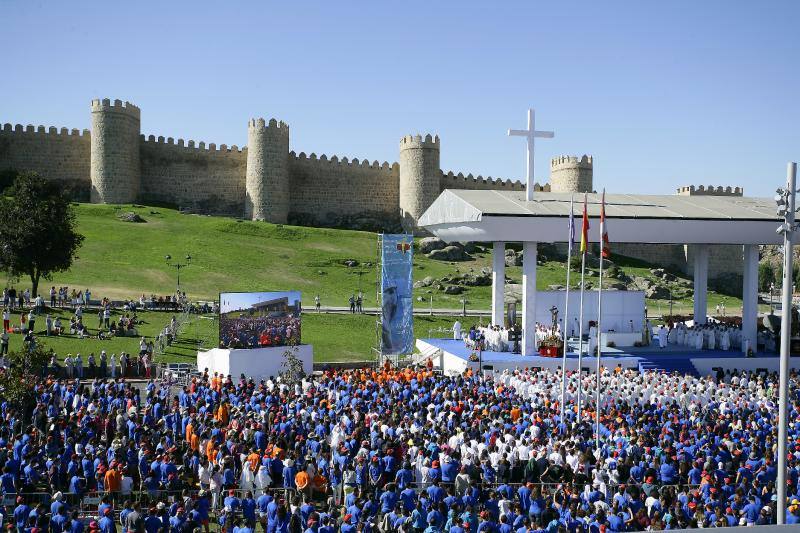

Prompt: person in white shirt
xmin=453 ymin=320 xmax=462 ymax=340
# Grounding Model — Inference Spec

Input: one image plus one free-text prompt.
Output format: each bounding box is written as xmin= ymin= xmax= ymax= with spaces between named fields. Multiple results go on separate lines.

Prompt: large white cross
xmin=508 ymin=108 xmax=554 ymax=201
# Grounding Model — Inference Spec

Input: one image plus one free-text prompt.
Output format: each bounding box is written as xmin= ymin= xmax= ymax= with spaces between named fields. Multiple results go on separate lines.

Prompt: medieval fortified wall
xmin=0 ymin=99 xmax=524 ymax=233
xmin=0 ymin=98 xmax=743 ymax=280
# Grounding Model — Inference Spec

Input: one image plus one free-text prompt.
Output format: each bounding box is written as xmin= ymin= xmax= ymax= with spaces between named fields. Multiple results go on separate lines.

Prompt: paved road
xmin=311 ymin=305 xmax=489 ymax=317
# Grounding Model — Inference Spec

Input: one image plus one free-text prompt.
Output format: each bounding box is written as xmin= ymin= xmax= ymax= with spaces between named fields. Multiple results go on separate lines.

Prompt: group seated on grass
xmin=0 ymin=357 xmax=797 ymax=532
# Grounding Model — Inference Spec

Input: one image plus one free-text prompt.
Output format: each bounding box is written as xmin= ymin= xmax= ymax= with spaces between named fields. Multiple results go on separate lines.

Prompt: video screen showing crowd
xmin=219 ymin=291 xmax=301 ymax=349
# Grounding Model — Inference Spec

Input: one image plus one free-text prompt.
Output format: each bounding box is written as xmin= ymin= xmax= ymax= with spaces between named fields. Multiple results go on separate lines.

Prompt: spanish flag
xmin=600 ymin=189 xmax=611 ymax=259
xmin=580 ymin=193 xmax=589 ymax=254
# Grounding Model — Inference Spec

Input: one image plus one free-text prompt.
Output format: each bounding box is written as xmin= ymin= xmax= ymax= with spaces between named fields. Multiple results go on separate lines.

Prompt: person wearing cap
xmin=98 ymin=507 xmax=115 ymax=533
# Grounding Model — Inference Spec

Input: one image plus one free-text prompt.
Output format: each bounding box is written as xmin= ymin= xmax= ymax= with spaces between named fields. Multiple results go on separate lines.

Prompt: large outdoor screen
xmin=219 ymin=291 xmax=301 ymax=349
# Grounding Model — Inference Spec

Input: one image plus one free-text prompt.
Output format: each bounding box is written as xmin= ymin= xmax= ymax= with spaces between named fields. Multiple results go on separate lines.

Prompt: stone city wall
xmin=138 ymin=135 xmax=247 ymax=215
xmin=0 ymin=123 xmax=91 ymax=198
xmin=288 ymin=151 xmax=400 ymax=229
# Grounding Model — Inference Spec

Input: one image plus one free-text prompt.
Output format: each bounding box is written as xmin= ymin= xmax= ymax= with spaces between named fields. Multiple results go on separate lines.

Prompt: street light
xmin=775 ymin=162 xmax=798 ymax=524
xmin=165 ymin=254 xmax=192 ymax=291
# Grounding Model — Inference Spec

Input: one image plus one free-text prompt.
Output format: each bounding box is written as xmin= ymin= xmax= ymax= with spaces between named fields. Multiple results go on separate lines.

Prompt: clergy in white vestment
xmin=707 ymin=328 xmax=716 ymax=350
xmin=588 ymin=325 xmax=598 ymax=356
xmin=453 ymin=320 xmax=462 ymax=340
xmin=720 ymin=328 xmax=730 ymax=351
xmin=658 ymin=325 xmax=668 ymax=349
xmin=695 ymin=329 xmax=704 ymax=350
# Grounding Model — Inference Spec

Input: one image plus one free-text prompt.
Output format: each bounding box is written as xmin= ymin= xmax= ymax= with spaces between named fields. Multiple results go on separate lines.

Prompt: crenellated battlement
xmin=677 ymin=184 xmax=743 ymax=196
xmin=440 ymin=170 xmax=525 ymax=189
xmin=549 ymin=153 xmax=593 ymax=193
xmin=140 ymin=134 xmax=245 ymax=154
xmin=248 ymin=118 xmax=289 ymax=132
xmin=90 ymin=98 xmax=140 ymax=119
xmin=550 ymin=154 xmax=593 ymax=168
xmin=2 ymin=123 xmax=90 ymax=137
xmin=2 ymin=97 xmax=555 ymax=231
xmin=291 ymin=151 xmax=396 ymax=172
xmin=399 ymin=134 xmax=440 ymax=149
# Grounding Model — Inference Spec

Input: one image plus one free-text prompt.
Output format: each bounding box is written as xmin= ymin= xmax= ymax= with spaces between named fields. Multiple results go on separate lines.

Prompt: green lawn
xmin=1 ymin=202 xmax=751 ymax=363
xmin=17 ymin=306 xmax=466 ymax=364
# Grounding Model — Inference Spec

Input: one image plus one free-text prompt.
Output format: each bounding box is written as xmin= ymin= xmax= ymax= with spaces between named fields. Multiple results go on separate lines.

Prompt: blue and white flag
xmin=381 ymin=234 xmax=414 ymax=355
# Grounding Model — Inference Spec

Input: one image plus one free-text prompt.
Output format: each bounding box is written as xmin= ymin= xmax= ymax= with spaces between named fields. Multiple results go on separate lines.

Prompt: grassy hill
xmin=38 ymin=203 xmax=742 ymax=314
xmin=2 ymin=202 xmax=749 ymax=363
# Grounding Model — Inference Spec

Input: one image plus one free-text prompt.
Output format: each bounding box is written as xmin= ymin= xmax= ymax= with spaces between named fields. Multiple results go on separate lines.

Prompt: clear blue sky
xmin=220 ymin=291 xmax=300 ymax=314
xmin=1 ymin=1 xmax=798 ymax=197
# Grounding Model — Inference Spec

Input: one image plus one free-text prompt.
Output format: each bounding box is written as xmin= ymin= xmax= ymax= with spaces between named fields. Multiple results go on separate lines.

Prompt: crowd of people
xmin=654 ymin=322 xmax=777 ymax=354
xmin=0 ymin=357 xmax=796 ymax=532
xmin=219 ymin=316 xmax=301 ymax=350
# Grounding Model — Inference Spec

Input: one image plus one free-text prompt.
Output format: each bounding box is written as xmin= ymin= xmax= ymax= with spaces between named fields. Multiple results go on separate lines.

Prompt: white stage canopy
xmin=419 ymin=189 xmax=781 ymax=355
xmin=419 ymin=190 xmax=782 ymax=245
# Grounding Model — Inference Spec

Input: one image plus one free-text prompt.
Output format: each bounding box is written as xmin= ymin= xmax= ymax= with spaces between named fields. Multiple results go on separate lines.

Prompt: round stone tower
xmin=245 ymin=118 xmax=290 ymax=222
xmin=549 ymin=154 xmax=593 ymax=193
xmin=90 ymin=98 xmax=141 ymax=203
xmin=399 ymin=134 xmax=440 ymax=233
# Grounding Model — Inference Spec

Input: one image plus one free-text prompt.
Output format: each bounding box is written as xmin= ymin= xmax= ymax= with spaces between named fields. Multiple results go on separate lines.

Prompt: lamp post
xmin=770 ymin=282 xmax=776 ymax=314
xmin=165 ymin=254 xmax=191 ymax=291
xmin=775 ymin=161 xmax=798 ymax=524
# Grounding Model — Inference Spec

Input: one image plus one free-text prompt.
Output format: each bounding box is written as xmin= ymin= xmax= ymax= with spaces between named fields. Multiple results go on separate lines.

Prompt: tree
xmin=0 ymin=172 xmax=84 ymax=296
xmin=279 ymin=343 xmax=306 ymax=384
xmin=758 ymin=262 xmax=775 ymax=293
xmin=0 ymin=344 xmax=52 ymax=418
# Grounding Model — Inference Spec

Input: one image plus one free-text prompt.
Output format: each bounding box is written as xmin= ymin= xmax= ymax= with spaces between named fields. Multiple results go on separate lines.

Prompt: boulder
xmin=548 ymin=284 xmax=564 ymax=291
xmin=504 ymin=250 xmax=523 ymax=267
xmin=419 ymin=237 xmax=447 ymax=254
xmin=645 ymin=285 xmax=671 ymax=299
xmin=461 ymin=242 xmax=480 ymax=254
xmin=427 ymin=245 xmax=470 ymax=262
xmin=444 ymin=285 xmax=464 ymax=295
xmin=117 ymin=212 xmax=146 ymax=223
xmin=420 ymin=276 xmax=435 ymax=287
xmin=608 ymin=282 xmax=628 ymax=290
xmin=504 ymin=283 xmax=522 ymax=303
xmin=343 ymin=259 xmax=359 ymax=267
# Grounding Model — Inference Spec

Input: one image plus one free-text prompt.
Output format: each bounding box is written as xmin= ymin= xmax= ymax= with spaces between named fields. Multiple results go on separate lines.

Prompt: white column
xmin=692 ymin=245 xmax=709 ymax=325
xmin=491 ymin=242 xmax=505 ymax=327
xmin=522 ymin=241 xmax=538 ymax=356
xmin=742 ymin=244 xmax=759 ymax=353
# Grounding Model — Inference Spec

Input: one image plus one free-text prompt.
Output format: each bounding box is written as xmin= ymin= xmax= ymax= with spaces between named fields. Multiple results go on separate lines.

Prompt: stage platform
xmin=416 ymin=338 xmax=800 ymax=377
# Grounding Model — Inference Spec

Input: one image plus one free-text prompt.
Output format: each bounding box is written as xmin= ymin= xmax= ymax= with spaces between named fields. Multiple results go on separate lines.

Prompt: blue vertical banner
xmin=381 ymin=234 xmax=414 ymax=355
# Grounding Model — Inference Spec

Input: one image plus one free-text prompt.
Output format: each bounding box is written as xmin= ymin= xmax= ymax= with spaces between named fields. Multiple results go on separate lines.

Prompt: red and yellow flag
xmin=580 ymin=193 xmax=589 ymax=254
xmin=600 ymin=189 xmax=611 ymax=259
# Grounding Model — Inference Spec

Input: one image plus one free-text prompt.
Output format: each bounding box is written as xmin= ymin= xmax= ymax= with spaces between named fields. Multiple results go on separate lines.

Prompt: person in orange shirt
xmin=188 ymin=432 xmax=200 ymax=452
xmin=185 ymin=419 xmax=194 ymax=443
xmin=246 ymin=448 xmax=260 ymax=472
xmin=104 ymin=464 xmax=121 ymax=493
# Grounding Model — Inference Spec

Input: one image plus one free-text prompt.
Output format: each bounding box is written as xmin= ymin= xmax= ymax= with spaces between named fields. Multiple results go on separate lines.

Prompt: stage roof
xmin=418 ymin=190 xmax=783 ymax=245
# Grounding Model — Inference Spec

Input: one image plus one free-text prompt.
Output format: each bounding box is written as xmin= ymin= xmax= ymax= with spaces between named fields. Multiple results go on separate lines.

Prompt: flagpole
xmin=595 ymin=190 xmax=606 ymax=451
xmin=577 ymin=193 xmax=589 ymax=424
xmin=577 ymin=249 xmax=586 ymax=424
xmin=559 ymin=196 xmax=574 ymax=429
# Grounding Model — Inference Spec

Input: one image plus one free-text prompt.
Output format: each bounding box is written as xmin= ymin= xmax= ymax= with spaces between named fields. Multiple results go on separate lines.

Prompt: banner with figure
xmin=381 ymin=234 xmax=414 ymax=355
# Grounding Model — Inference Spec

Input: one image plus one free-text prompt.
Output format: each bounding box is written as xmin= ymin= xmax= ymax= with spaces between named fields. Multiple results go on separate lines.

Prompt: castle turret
xmin=399 ymin=134 xmax=440 ymax=232
xmin=549 ymin=155 xmax=593 ymax=193
xmin=90 ymin=98 xmax=141 ymax=203
xmin=245 ymin=118 xmax=290 ymax=222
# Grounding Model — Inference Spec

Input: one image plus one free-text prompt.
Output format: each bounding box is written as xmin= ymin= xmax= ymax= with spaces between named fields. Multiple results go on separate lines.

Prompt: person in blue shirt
xmin=98 ymin=507 xmax=116 ymax=533
xmin=69 ymin=510 xmax=85 ymax=533
xmin=241 ymin=491 xmax=257 ymax=528
xmin=14 ymin=497 xmax=30 ymax=531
